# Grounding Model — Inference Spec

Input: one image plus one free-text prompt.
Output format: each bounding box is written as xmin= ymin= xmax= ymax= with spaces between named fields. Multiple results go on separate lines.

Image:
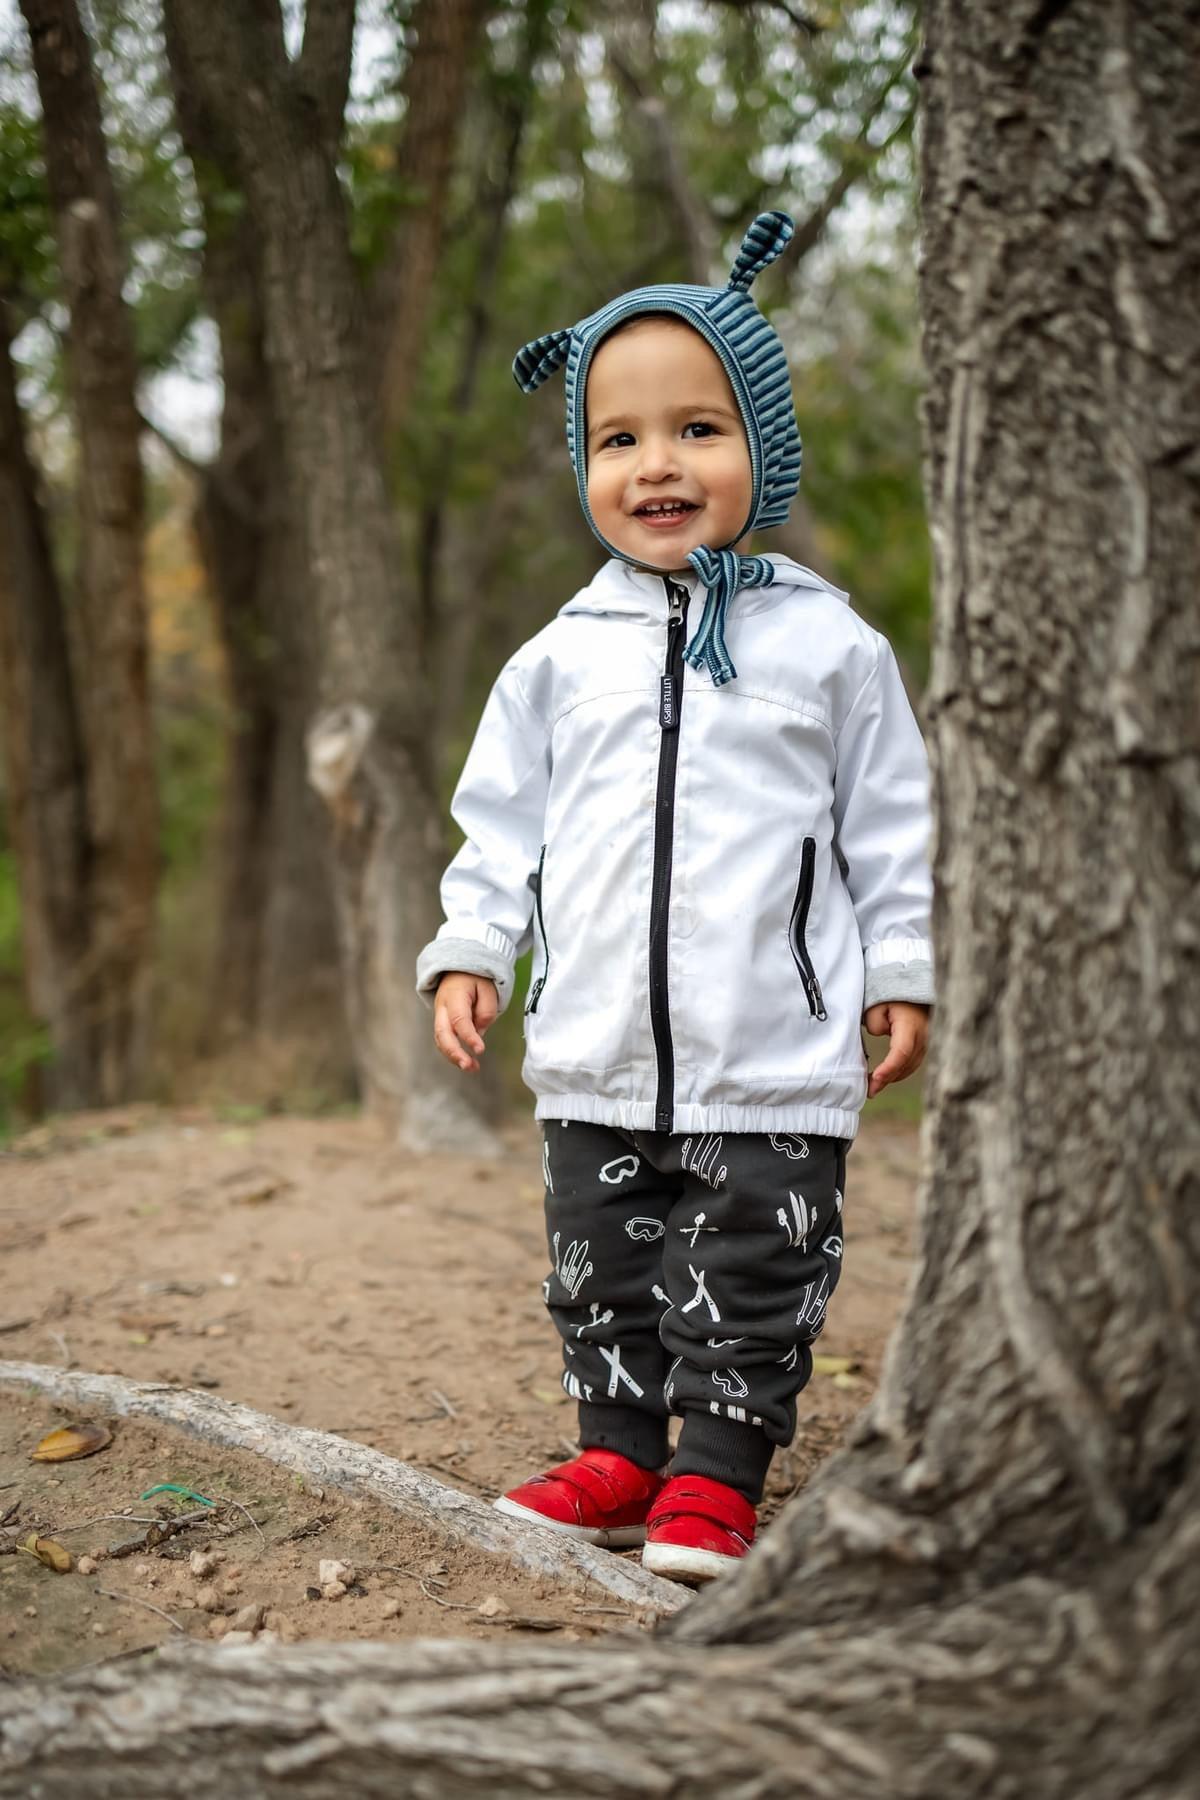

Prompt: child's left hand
xmin=863 ymin=1002 xmax=930 ymax=1099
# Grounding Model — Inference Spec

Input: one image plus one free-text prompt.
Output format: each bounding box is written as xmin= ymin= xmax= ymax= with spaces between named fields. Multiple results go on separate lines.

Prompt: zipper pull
xmin=806 ymin=974 xmax=828 ymax=1022
xmin=660 ymin=673 xmax=679 ymax=731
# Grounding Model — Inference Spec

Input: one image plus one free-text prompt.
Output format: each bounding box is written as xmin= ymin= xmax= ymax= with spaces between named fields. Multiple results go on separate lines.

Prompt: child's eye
xmin=682 ymin=421 xmax=717 ymax=439
xmin=601 ymin=430 xmax=635 ymax=449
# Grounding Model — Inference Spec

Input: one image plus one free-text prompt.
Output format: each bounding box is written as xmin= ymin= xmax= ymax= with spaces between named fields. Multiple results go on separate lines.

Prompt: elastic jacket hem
xmin=532 ymin=1093 xmax=861 ymax=1141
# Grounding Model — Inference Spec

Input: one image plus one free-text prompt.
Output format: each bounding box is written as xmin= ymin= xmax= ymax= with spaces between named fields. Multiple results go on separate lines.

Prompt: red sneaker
xmin=641 ymin=1475 xmax=757 ymax=1584
xmin=493 ymin=1448 xmax=664 ymax=1547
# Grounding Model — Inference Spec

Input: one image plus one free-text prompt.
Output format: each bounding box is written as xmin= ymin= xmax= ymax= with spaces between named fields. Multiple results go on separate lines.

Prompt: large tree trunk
xmin=5 ymin=5 xmax=1198 ymax=1792
xmin=4 ymin=0 xmax=157 ymax=1101
xmin=161 ymin=0 xmax=494 ymax=1146
xmin=0 ymin=310 xmax=93 ymax=1107
xmin=163 ymin=4 xmax=340 ymax=1052
xmin=18 ymin=0 xmax=157 ymax=1103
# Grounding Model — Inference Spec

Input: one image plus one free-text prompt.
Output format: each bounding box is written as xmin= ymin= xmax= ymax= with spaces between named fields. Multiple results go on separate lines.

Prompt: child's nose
xmin=636 ymin=435 xmax=681 ymax=481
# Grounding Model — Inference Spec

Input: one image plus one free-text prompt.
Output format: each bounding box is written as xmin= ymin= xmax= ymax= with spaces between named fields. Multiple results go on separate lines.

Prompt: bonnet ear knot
xmin=512 ymin=326 xmax=574 ymax=393
xmin=726 ymin=211 xmax=795 ymax=293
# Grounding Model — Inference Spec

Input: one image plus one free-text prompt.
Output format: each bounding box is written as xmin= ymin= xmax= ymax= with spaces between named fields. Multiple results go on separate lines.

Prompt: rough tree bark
xmin=9 ymin=0 xmax=157 ymax=1102
xmin=162 ymin=3 xmax=341 ymax=1050
xmin=161 ymin=0 xmax=493 ymax=1145
xmin=2 ymin=5 xmax=1197 ymax=1795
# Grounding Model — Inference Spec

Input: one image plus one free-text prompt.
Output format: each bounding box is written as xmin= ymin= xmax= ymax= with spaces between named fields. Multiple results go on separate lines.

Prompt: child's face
xmin=585 ymin=318 xmax=753 ymax=570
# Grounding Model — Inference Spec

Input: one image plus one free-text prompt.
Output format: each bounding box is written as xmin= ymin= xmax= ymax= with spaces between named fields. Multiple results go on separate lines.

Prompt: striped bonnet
xmin=512 ymin=212 xmax=801 ymax=687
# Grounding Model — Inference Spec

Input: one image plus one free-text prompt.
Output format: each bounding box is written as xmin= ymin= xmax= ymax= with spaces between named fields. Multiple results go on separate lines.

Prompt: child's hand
xmin=434 ymin=973 xmax=499 ymax=1074
xmin=863 ymin=1002 xmax=930 ymax=1099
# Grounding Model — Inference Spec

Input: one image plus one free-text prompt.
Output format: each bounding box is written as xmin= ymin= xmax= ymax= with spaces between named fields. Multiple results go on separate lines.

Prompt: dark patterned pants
xmin=541 ymin=1120 xmax=848 ymax=1502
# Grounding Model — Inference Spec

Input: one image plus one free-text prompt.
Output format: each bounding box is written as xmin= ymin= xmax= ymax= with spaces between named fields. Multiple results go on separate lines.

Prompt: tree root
xmin=0 ymin=1361 xmax=683 ymax=1613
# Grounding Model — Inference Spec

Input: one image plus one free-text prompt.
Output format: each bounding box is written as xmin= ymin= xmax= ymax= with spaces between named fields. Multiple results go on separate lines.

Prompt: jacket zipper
xmin=649 ymin=579 xmax=688 ymax=1132
xmin=789 ymin=837 xmax=828 ymax=1020
xmin=525 ymin=843 xmax=550 ymax=1014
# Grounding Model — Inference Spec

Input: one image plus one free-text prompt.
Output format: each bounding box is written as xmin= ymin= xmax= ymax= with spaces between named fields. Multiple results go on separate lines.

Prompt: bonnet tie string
xmin=684 ymin=547 xmax=775 ymax=688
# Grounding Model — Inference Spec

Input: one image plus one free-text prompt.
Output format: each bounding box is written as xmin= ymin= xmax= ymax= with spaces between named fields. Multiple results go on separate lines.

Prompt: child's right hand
xmin=434 ymin=972 xmax=499 ymax=1074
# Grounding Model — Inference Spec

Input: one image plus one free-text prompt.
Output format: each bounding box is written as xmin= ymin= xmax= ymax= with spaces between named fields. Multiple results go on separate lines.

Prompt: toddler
xmin=416 ymin=213 xmax=933 ymax=1584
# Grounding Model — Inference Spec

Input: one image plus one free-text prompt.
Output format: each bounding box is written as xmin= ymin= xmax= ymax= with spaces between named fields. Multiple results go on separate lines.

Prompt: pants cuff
xmin=577 ymin=1402 xmax=669 ymax=1472
xmin=673 ymin=1412 xmax=775 ymax=1503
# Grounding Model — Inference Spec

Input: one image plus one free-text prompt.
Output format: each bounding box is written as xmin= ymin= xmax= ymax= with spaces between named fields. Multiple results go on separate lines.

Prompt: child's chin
xmin=614 ymin=522 xmax=701 ymax=564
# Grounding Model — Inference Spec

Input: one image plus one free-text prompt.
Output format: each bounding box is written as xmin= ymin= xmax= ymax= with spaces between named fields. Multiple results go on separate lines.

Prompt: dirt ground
xmin=0 ymin=1107 xmax=919 ymax=1675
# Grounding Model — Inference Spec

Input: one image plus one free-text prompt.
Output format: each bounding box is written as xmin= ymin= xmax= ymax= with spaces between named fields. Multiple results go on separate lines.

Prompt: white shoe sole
xmin=641 ymin=1540 xmax=741 ymax=1584
xmin=493 ymin=1496 xmax=648 ymax=1548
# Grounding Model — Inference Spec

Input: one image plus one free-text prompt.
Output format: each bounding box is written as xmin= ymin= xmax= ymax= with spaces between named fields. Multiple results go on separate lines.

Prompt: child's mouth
xmin=632 ymin=500 xmax=699 ymax=528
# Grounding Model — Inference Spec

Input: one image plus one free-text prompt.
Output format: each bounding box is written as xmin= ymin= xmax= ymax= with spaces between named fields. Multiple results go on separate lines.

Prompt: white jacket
xmin=417 ymin=555 xmax=933 ymax=1140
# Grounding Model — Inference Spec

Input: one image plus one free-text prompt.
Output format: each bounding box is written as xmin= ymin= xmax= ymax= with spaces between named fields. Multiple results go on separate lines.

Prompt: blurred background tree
xmin=0 ymin=0 xmax=927 ymax=1135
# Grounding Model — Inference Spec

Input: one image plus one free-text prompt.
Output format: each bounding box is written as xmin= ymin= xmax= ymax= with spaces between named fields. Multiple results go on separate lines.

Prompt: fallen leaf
xmin=221 ymin=1166 xmax=290 ymax=1207
xmin=19 ymin=1532 xmax=72 ymax=1572
xmin=531 ymin=1388 xmax=567 ymax=1406
xmin=811 ymin=1355 xmax=859 ymax=1377
xmin=832 ymin=1370 xmax=866 ymax=1390
xmin=116 ymin=1313 xmax=178 ymax=1333
xmin=30 ymin=1422 xmax=112 ymax=1463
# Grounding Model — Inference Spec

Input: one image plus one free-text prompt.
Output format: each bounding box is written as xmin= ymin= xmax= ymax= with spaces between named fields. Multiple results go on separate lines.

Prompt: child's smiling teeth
xmin=635 ymin=500 xmax=697 ymax=520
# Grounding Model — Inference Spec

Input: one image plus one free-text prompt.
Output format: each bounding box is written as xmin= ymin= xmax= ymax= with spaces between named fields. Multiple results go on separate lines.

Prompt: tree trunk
xmin=161 ymin=0 xmax=495 ymax=1147
xmin=163 ymin=4 xmax=340 ymax=1051
xmin=5 ymin=5 xmax=1197 ymax=1791
xmin=18 ymin=0 xmax=157 ymax=1102
xmin=0 ymin=310 xmax=93 ymax=1107
xmin=371 ymin=0 xmax=490 ymax=438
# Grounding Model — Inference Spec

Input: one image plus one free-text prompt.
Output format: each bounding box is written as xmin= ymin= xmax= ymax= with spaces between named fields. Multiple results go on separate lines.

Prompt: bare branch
xmin=706 ymin=0 xmax=822 ymax=36
xmin=787 ymin=46 xmax=917 ymax=268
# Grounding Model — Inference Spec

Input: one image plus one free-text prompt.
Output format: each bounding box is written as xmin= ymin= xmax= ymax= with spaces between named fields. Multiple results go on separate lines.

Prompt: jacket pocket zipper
xmin=788 ymin=837 xmax=828 ymax=1021
xmin=526 ymin=844 xmax=550 ymax=1014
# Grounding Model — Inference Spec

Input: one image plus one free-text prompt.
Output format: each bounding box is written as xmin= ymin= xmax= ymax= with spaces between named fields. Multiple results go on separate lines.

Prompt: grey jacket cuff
xmin=863 ymin=960 xmax=934 ymax=1010
xmin=415 ymin=938 xmax=517 ymax=1014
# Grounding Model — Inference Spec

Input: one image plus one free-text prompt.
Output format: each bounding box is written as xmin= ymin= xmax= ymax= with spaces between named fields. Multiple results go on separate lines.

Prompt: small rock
xmin=380 ymin=1598 xmax=403 ymax=1620
xmin=322 ymin=1581 xmax=348 ymax=1602
xmin=272 ymin=1614 xmax=299 ymax=1643
xmin=77 ymin=1555 xmax=98 ymax=1576
xmin=196 ymin=1584 xmax=222 ymax=1613
xmin=91 ymin=1622 xmax=106 ymax=1637
xmin=206 ymin=1323 xmax=228 ymax=1338
xmin=189 ymin=1550 xmax=218 ymax=1579
xmin=304 ymin=1586 xmax=322 ymax=1603
xmin=232 ymin=1603 xmax=265 ymax=1634
xmin=134 ymin=1562 xmax=151 ymax=1577
xmin=222 ymin=1578 xmax=241 ymax=1597
xmin=318 ymin=1558 xmax=352 ymax=1587
xmin=256 ymin=1629 xmax=278 ymax=1645
xmin=477 ymin=1595 xmax=508 ymax=1619
xmin=219 ymin=1629 xmax=256 ymax=1646
xmin=207 ymin=1617 xmax=229 ymax=1639
xmin=24 ymin=1606 xmax=37 ymax=1619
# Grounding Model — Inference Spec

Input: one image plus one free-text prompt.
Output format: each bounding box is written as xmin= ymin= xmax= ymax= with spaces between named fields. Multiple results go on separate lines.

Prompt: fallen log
xmin=0 ymin=1361 xmax=682 ymax=1613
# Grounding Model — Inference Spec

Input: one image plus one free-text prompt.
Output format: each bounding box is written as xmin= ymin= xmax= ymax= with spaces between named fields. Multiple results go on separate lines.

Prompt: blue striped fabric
xmin=511 ymin=213 xmax=803 ymax=686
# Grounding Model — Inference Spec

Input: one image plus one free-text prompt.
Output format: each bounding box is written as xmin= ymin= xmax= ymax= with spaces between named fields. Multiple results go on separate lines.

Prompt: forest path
xmin=1 ymin=1109 xmax=919 ymax=1513
xmin=1 ymin=1108 xmax=918 ymax=1666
